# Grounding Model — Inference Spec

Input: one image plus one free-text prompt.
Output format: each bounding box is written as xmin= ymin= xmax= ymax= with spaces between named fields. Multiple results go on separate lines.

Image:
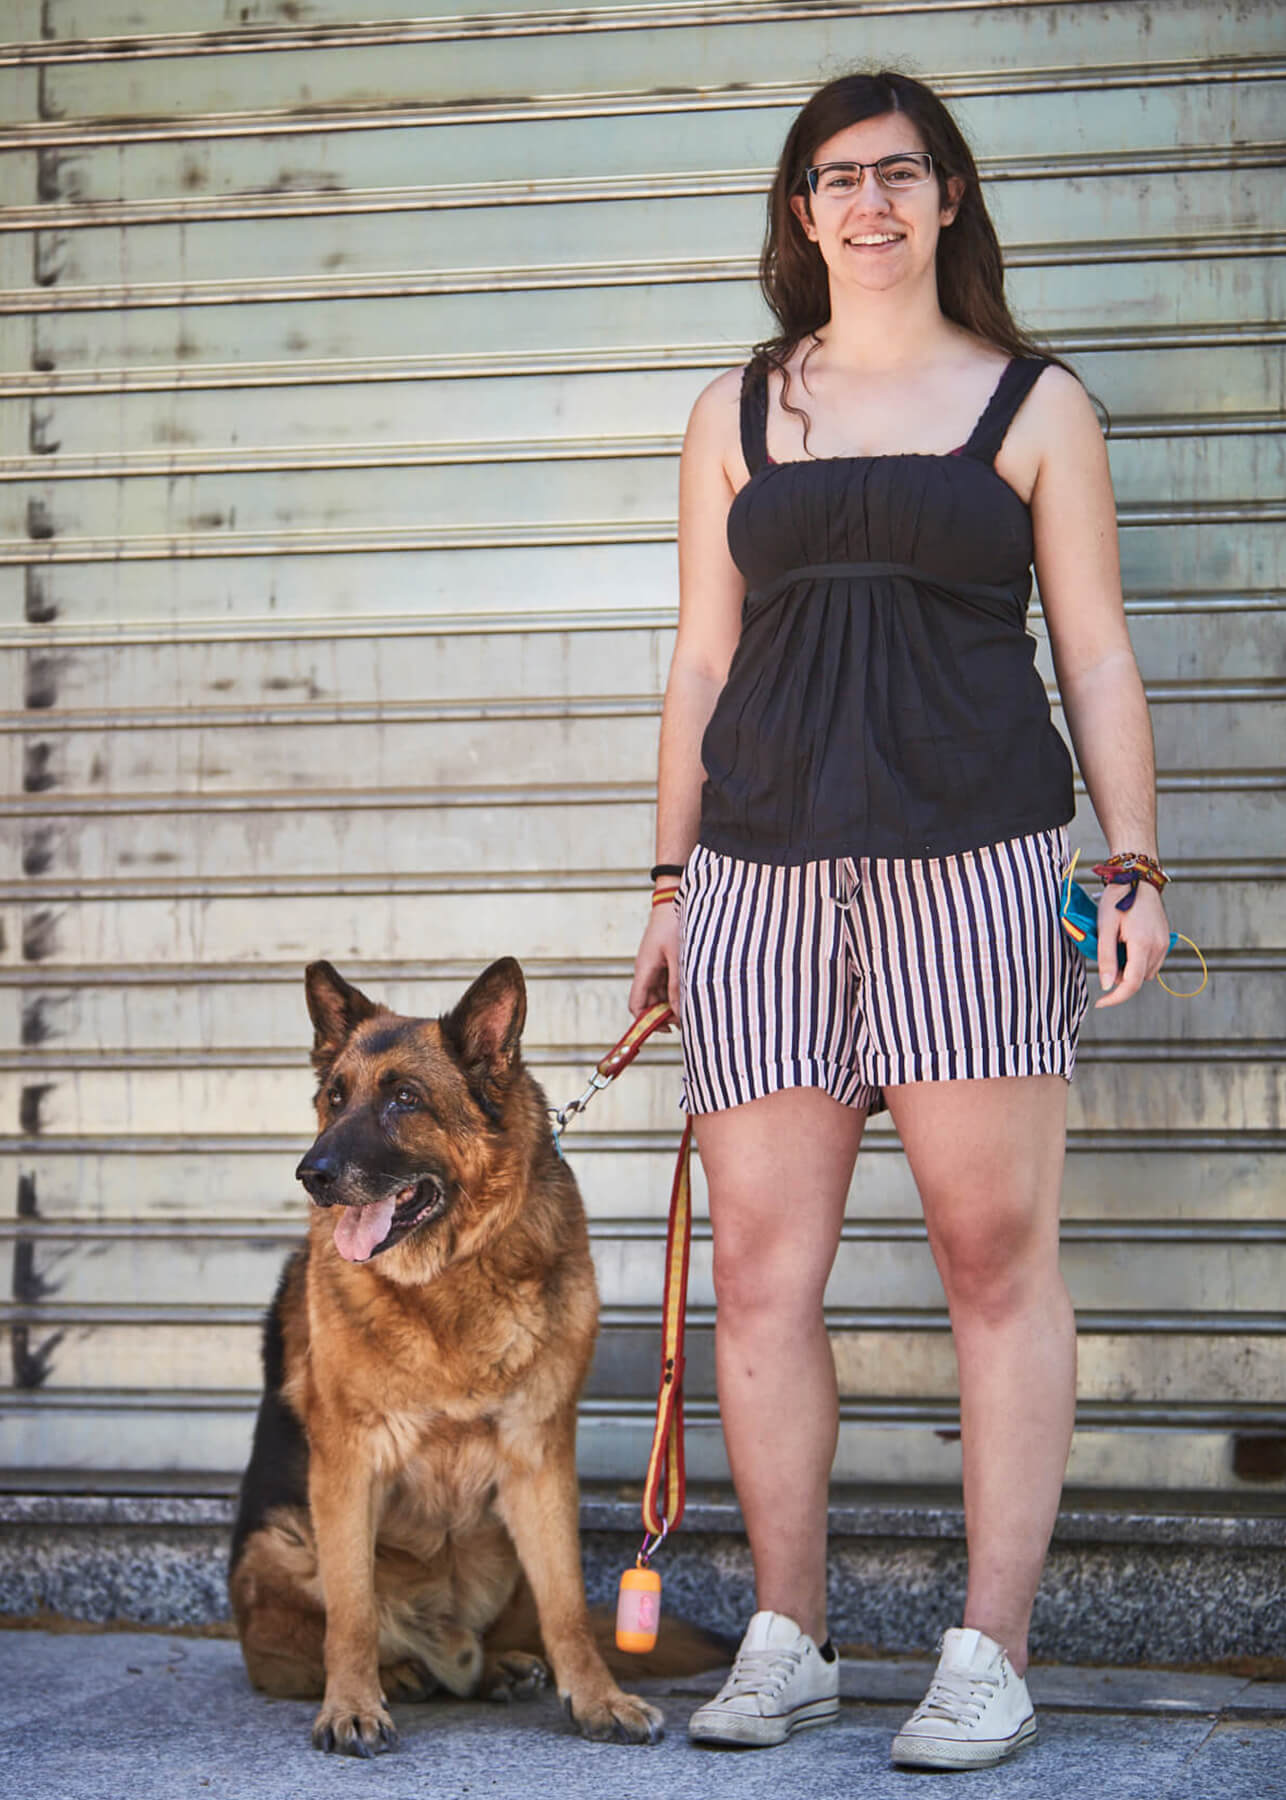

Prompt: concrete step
xmin=3 ymin=1481 xmax=1283 ymax=1668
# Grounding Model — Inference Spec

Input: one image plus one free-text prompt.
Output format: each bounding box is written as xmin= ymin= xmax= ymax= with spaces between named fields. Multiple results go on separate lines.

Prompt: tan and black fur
xmin=228 ymin=958 xmax=666 ymax=1755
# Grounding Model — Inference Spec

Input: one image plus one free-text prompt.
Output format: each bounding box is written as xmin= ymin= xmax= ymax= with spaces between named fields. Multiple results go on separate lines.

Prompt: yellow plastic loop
xmin=1157 ymin=934 xmax=1209 ymax=999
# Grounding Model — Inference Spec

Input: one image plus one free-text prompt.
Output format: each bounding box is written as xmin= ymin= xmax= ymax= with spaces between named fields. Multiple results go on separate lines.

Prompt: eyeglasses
xmin=805 ymin=152 xmax=935 ymax=197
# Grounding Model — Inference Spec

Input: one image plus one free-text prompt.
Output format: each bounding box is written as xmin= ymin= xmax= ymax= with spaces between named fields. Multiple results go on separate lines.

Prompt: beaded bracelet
xmin=1091 ymin=851 xmax=1169 ymax=913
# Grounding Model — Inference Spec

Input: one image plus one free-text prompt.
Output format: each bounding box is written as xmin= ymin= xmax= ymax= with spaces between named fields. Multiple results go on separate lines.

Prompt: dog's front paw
xmin=563 ymin=1686 xmax=665 ymax=1745
xmin=481 ymin=1649 xmax=549 ymax=1703
xmin=311 ymin=1692 xmax=399 ymax=1757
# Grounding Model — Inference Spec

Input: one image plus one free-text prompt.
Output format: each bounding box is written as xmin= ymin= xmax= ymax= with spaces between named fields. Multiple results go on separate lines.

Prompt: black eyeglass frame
xmin=803 ymin=152 xmax=936 ymax=196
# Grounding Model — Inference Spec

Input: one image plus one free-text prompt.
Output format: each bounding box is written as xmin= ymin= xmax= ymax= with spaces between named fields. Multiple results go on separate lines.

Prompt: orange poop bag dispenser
xmin=615 ymin=1561 xmax=663 ymax=1654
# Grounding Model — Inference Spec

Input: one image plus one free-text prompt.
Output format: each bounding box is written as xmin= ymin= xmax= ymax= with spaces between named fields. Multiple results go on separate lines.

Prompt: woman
xmin=629 ymin=70 xmax=1171 ymax=1771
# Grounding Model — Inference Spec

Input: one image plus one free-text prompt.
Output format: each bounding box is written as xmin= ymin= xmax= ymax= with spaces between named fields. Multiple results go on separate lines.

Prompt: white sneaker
xmin=891 ymin=1626 xmax=1036 ymax=1769
xmin=687 ymin=1610 xmax=839 ymax=1747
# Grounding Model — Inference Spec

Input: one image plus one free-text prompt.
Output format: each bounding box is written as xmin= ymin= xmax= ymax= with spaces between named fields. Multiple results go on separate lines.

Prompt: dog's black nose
xmin=296 ymin=1152 xmax=340 ymax=1202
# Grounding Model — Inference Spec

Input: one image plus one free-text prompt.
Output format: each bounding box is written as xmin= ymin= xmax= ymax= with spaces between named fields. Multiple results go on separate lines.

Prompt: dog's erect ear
xmin=440 ymin=957 xmax=527 ymax=1116
xmin=305 ymin=960 xmax=380 ymax=1072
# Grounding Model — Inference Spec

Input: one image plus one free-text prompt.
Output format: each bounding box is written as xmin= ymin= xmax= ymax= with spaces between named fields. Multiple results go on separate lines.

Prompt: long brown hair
xmin=756 ymin=70 xmax=1074 ymax=442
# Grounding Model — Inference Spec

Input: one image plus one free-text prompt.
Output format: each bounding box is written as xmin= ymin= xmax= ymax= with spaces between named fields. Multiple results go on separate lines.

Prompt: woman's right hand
xmin=629 ymin=900 xmax=681 ymax=1020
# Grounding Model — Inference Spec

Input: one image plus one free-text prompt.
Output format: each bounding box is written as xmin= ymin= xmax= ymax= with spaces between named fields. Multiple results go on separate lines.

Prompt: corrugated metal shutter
xmin=4 ymin=0 xmax=1283 ymax=1495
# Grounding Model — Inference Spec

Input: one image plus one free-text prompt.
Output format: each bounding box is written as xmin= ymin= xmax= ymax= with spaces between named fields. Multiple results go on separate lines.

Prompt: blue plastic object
xmin=1060 ymin=875 xmax=1178 ymax=968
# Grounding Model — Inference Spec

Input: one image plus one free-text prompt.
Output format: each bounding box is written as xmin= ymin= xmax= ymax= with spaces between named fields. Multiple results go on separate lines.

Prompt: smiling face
xmin=789 ymin=111 xmax=963 ymax=296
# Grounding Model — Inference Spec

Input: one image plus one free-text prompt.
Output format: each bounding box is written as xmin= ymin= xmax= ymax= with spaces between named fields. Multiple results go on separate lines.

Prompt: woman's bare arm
xmin=1022 ymin=367 xmax=1171 ymax=1007
xmin=629 ymin=370 xmax=747 ymax=1016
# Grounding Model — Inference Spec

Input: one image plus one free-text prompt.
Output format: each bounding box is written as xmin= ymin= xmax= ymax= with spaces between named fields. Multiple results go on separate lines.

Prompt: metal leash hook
xmin=636 ymin=1517 xmax=669 ymax=1569
xmin=548 ymin=1003 xmax=675 ymax=1155
xmin=548 ymin=1070 xmax=613 ymax=1148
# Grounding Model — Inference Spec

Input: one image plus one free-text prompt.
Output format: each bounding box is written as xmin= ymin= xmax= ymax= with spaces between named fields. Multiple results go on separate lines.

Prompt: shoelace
xmin=717 ymin=1644 xmax=803 ymax=1704
xmin=910 ymin=1664 xmax=999 ymax=1726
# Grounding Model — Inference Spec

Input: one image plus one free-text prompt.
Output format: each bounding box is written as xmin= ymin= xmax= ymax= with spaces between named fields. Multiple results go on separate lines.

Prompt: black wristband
xmin=650 ymin=863 xmax=684 ymax=882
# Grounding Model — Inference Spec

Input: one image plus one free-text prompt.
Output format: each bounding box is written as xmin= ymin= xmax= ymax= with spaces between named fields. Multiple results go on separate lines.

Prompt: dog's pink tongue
xmin=333 ymin=1197 xmax=396 ymax=1263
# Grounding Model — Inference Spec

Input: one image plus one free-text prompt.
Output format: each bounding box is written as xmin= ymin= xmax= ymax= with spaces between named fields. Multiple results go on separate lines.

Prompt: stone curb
xmin=5 ymin=1482 xmax=1285 ymax=1547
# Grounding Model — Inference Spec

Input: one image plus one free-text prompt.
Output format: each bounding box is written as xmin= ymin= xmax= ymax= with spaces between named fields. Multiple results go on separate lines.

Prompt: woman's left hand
xmin=1094 ymin=880 xmax=1172 ymax=1008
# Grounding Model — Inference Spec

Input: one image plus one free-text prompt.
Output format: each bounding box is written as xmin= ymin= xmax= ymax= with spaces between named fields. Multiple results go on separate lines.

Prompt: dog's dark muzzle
xmin=295 ymin=1138 xmax=452 ymax=1262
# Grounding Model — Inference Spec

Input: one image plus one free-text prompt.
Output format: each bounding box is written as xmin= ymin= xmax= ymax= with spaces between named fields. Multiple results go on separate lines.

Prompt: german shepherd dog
xmin=228 ymin=958 xmax=665 ymax=1755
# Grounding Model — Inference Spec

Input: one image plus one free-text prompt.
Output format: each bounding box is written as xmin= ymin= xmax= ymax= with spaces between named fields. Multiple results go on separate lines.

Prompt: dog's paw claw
xmin=567 ymin=1691 xmax=665 ymax=1745
xmin=311 ymin=1699 xmax=399 ymax=1757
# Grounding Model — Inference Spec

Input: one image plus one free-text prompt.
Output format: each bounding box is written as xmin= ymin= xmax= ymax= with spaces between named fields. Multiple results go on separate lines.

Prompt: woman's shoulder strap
xmin=962 ymin=356 xmax=1052 ymax=464
xmin=739 ymin=359 xmax=770 ymax=475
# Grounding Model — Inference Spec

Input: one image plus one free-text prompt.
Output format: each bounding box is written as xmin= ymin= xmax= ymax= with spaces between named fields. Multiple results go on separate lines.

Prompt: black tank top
xmin=698 ymin=356 xmax=1076 ymax=863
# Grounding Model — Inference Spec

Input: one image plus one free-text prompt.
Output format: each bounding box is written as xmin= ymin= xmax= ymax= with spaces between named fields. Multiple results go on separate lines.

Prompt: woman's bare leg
xmin=885 ymin=1074 xmax=1075 ymax=1674
xmin=695 ymin=1086 xmax=866 ymax=1644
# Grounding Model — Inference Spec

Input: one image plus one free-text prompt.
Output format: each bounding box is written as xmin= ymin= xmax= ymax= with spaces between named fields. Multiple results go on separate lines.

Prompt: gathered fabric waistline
xmin=745 ymin=560 xmax=1023 ymax=617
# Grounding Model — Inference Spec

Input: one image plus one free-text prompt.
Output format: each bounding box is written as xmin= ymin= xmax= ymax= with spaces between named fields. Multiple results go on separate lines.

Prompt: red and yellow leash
xmin=551 ymin=1000 xmax=692 ymax=1651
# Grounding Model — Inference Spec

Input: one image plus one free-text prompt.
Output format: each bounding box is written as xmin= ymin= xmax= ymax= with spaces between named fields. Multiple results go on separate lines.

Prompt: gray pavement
xmin=2 ymin=1627 xmax=1283 ymax=1800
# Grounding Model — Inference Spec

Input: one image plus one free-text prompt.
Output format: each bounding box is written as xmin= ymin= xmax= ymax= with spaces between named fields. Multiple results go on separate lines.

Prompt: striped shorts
xmin=677 ymin=827 xmax=1089 ymax=1116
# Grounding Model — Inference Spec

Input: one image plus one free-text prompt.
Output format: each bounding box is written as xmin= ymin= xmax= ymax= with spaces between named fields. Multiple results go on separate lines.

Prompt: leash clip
xmin=551 ymin=1007 xmax=676 ymax=1149
xmin=636 ymin=1519 xmax=669 ymax=1569
xmin=548 ymin=1071 xmax=613 ymax=1144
